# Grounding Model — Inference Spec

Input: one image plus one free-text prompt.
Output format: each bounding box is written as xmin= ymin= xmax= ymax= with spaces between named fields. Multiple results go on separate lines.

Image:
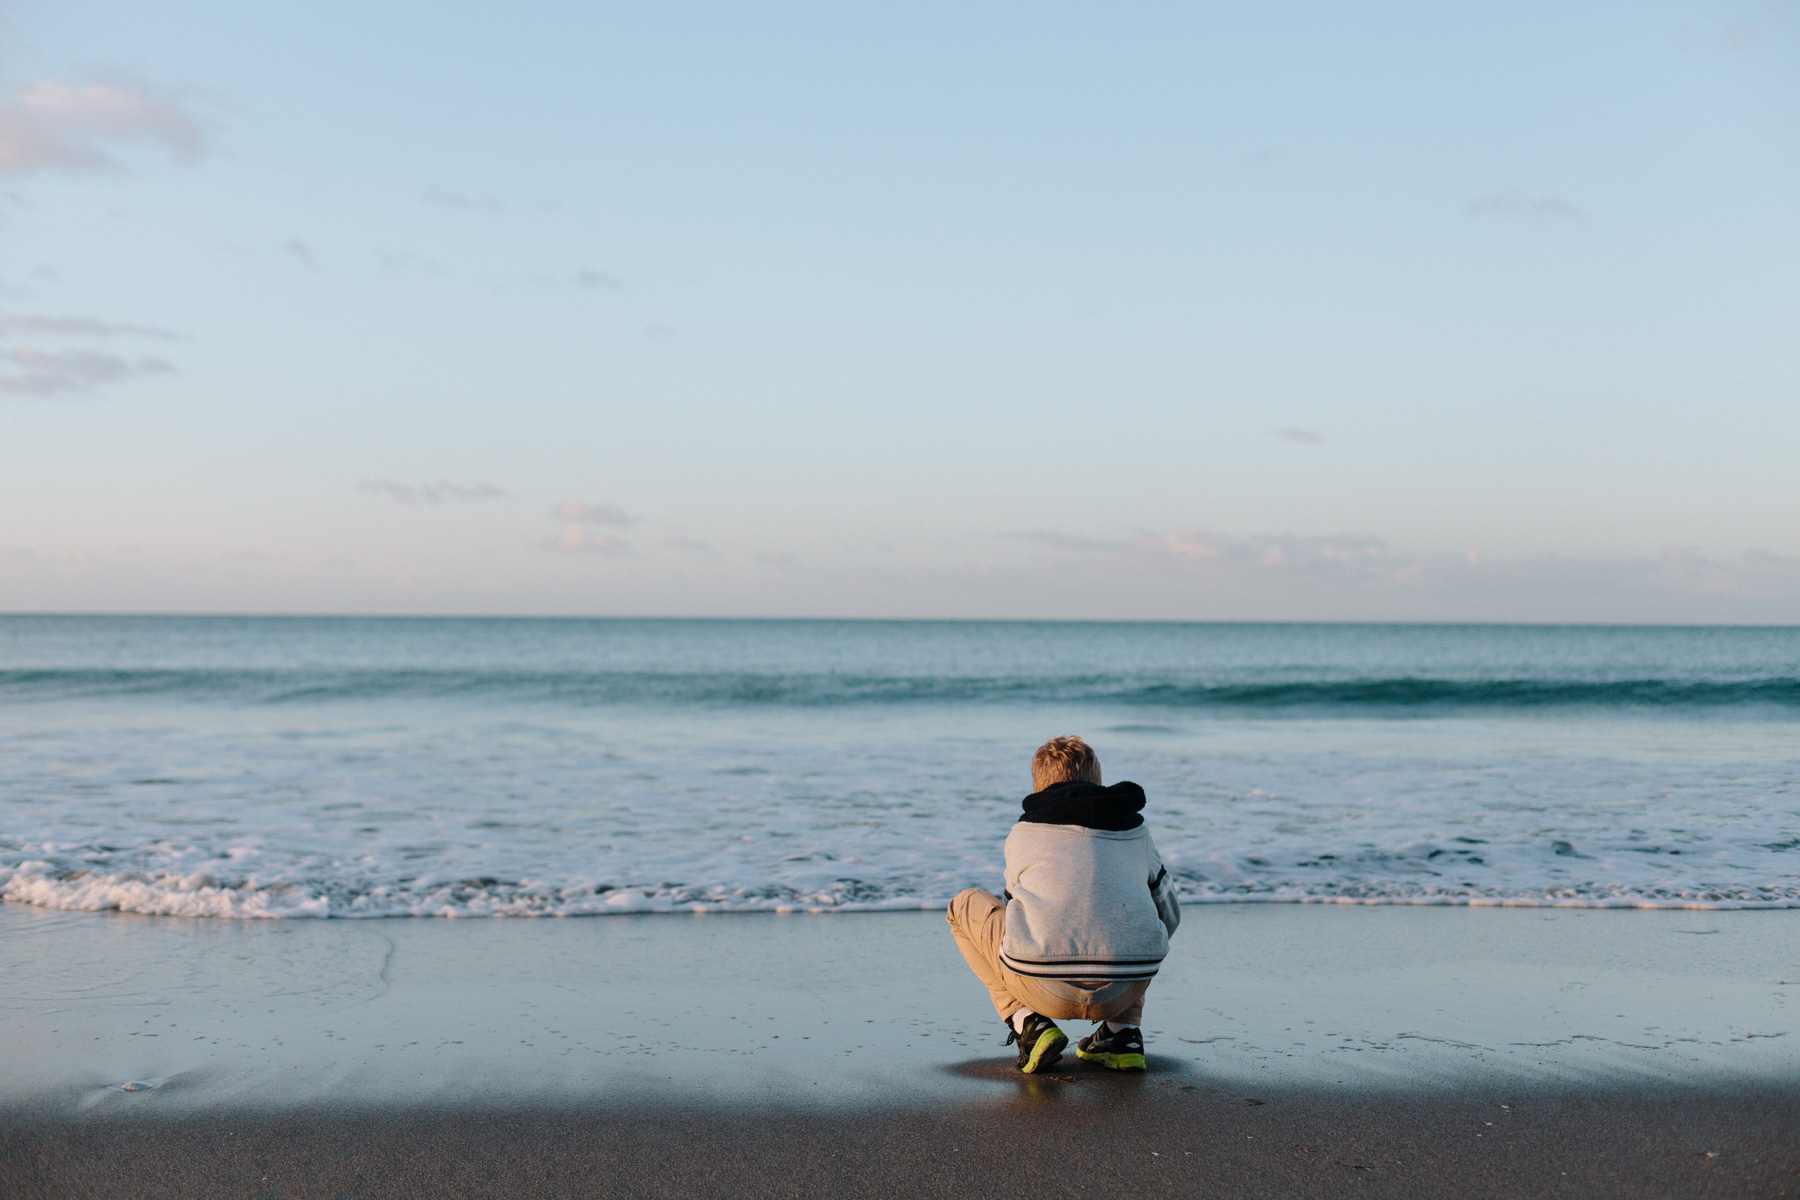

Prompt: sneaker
xmin=1004 ymin=1012 xmax=1068 ymax=1073
xmin=1076 ymin=1023 xmax=1146 ymax=1071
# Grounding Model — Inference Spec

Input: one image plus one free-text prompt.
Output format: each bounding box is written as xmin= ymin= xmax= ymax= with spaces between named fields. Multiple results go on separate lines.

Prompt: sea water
xmin=0 ymin=617 xmax=1795 ymax=917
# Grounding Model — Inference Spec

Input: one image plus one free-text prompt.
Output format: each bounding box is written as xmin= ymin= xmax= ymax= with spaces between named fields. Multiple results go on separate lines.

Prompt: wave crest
xmin=5 ymin=667 xmax=1799 ymax=711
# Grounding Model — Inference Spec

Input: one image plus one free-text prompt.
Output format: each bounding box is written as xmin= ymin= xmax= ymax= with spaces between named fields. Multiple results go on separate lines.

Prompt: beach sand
xmin=9 ymin=1081 xmax=1799 ymax=1199
xmin=4 ymin=902 xmax=1797 ymax=1196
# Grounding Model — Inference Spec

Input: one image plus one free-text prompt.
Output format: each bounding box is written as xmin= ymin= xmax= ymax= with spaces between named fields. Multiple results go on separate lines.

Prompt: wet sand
xmin=3 ymin=902 xmax=1797 ymax=1196
xmin=8 ymin=1080 xmax=1800 ymax=1199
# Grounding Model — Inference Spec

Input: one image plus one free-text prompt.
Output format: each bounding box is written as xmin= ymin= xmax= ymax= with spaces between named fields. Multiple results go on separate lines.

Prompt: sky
xmin=1 ymin=1 xmax=1795 ymax=621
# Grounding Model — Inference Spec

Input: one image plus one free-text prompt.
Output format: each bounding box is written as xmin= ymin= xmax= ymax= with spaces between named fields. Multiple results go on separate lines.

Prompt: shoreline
xmin=5 ymin=902 xmax=1795 ymax=1196
xmin=7 ymin=891 xmax=1800 ymax=920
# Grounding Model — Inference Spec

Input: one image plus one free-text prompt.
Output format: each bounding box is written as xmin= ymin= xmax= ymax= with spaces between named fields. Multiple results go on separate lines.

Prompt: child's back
xmin=999 ymin=778 xmax=1178 ymax=984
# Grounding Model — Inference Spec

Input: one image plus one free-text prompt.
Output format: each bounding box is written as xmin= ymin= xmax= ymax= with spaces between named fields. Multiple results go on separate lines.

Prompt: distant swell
xmin=4 ymin=668 xmax=1799 ymax=711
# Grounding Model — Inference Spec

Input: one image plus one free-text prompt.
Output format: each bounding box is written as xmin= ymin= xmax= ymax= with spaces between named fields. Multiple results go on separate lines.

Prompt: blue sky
xmin=2 ymin=1 xmax=1795 ymax=619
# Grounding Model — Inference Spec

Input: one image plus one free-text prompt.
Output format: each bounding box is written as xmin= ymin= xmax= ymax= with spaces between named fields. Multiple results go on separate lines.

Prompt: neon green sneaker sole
xmin=1019 ymin=1027 xmax=1068 ymax=1073
xmin=1076 ymin=1046 xmax=1146 ymax=1071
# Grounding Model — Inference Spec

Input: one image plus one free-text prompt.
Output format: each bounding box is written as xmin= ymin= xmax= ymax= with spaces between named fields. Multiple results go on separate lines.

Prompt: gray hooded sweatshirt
xmin=997 ymin=780 xmax=1182 ymax=983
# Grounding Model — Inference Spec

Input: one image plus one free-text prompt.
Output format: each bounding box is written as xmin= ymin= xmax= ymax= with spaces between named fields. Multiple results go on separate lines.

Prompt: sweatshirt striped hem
xmin=997 ymin=953 xmax=1166 ymax=981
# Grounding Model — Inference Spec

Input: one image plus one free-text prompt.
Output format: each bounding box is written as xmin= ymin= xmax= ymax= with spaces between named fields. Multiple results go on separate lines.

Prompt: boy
xmin=947 ymin=736 xmax=1181 ymax=1073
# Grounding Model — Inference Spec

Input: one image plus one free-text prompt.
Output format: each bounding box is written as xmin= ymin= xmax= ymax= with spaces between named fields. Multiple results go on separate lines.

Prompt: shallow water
xmin=1 ymin=617 xmax=1796 ymax=917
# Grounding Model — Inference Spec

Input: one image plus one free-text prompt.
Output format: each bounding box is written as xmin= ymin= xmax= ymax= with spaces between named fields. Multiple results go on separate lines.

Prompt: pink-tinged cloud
xmin=1658 ymin=545 xmax=1800 ymax=599
xmin=0 ymin=346 xmax=175 ymax=396
xmin=1660 ymin=545 xmax=1710 ymax=567
xmin=1008 ymin=526 xmax=1417 ymax=581
xmin=993 ymin=526 xmax=1800 ymax=615
xmin=0 ymin=82 xmax=204 ymax=177
xmin=553 ymin=500 xmax=631 ymax=527
xmin=1139 ymin=529 xmax=1397 ymax=574
xmin=357 ymin=481 xmax=507 ymax=505
xmin=549 ymin=526 xmax=629 ymax=554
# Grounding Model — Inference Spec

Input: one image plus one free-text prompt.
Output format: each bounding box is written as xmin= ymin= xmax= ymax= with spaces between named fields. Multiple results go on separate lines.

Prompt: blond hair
xmin=1031 ymin=735 xmax=1102 ymax=792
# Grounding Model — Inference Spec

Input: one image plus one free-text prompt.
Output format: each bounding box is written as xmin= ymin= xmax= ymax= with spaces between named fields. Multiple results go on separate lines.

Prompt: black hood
xmin=1018 ymin=780 xmax=1145 ymax=832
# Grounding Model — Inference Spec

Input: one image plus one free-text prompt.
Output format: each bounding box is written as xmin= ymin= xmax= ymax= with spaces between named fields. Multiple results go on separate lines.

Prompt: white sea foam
xmin=3 ymin=706 xmax=1796 ymax=917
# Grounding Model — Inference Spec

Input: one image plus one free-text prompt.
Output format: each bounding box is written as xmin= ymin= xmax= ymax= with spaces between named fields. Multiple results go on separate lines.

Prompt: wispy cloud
xmin=992 ymin=525 xmax=1800 ymax=617
xmin=378 ymin=250 xmax=439 ymax=275
xmin=572 ymin=268 xmax=621 ymax=289
xmin=1277 ymin=427 xmax=1324 ymax=445
xmin=1660 ymin=545 xmax=1709 ymax=567
xmin=0 ymin=310 xmax=176 ymax=338
xmin=544 ymin=499 xmax=634 ymax=554
xmin=0 ymin=308 xmax=181 ymax=398
xmin=1005 ymin=526 xmax=1420 ymax=581
xmin=1469 ymin=188 xmax=1581 ymax=220
xmin=284 ymin=239 xmax=317 ymax=269
xmin=1 ymin=346 xmax=175 ymax=396
xmin=554 ymin=499 xmax=631 ymax=527
xmin=0 ymin=81 xmax=204 ymax=177
xmin=422 ymin=185 xmax=503 ymax=213
xmin=533 ymin=268 xmax=624 ymax=290
xmin=357 ymin=480 xmax=508 ymax=506
xmin=1658 ymin=544 xmax=1800 ymax=598
xmin=1140 ymin=529 xmax=1407 ymax=577
xmin=548 ymin=526 xmax=629 ymax=554
xmin=1721 ymin=20 xmax=1761 ymax=48
xmin=1680 ymin=20 xmax=1762 ymax=51
xmin=1002 ymin=529 xmax=1116 ymax=553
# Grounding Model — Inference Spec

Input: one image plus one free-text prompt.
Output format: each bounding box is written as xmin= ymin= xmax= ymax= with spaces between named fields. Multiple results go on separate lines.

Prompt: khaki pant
xmin=946 ymin=888 xmax=1148 ymax=1026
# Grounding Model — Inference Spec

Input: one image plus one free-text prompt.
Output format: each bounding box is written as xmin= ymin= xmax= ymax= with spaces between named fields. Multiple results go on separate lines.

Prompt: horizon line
xmin=2 ymin=612 xmax=1796 ymax=630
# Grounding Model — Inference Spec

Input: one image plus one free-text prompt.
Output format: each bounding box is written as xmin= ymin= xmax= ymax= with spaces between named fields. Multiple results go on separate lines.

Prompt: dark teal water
xmin=2 ymin=617 xmax=1796 ymax=710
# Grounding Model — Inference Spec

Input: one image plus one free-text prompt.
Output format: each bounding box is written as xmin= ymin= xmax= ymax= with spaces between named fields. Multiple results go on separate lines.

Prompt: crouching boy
xmin=947 ymin=735 xmax=1181 ymax=1073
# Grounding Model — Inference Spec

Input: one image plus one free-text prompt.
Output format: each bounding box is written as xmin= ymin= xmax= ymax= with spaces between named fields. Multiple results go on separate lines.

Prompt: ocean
xmin=1 ymin=616 xmax=1795 ymax=917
